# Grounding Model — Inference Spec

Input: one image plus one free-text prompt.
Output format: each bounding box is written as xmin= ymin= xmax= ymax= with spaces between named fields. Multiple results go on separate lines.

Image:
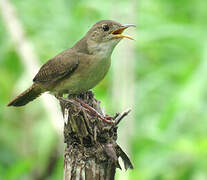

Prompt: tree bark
xmin=58 ymin=91 xmax=133 ymax=180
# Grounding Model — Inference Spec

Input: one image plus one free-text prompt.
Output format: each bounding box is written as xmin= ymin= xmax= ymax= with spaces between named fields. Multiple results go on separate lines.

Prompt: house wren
xmin=8 ymin=20 xmax=135 ymax=108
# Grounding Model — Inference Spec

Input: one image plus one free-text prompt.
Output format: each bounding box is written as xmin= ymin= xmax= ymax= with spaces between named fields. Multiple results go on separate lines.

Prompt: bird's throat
xmin=87 ymin=39 xmax=121 ymax=59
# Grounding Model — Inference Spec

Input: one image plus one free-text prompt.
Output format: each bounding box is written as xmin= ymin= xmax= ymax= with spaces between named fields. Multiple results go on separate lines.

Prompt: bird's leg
xmin=55 ymin=93 xmax=113 ymax=124
xmin=74 ymin=98 xmax=113 ymax=124
xmin=105 ymin=116 xmax=113 ymax=120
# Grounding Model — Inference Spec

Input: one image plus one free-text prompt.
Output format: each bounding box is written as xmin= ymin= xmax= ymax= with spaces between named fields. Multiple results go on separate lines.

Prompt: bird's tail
xmin=8 ymin=83 xmax=43 ymax=107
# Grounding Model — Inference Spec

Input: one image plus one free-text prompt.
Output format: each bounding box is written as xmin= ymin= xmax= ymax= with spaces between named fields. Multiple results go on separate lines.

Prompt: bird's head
xmin=85 ymin=20 xmax=136 ymax=57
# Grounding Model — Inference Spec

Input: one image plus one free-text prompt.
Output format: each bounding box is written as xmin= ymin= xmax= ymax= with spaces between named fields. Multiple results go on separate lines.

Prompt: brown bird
xmin=8 ymin=20 xmax=135 ymax=121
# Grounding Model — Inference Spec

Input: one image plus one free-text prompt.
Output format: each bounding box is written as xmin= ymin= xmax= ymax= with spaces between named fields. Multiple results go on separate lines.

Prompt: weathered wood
xmin=59 ymin=91 xmax=133 ymax=180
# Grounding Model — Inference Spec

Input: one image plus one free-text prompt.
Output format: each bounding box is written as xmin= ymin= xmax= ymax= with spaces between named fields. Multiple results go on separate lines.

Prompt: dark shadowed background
xmin=1 ymin=0 xmax=207 ymax=179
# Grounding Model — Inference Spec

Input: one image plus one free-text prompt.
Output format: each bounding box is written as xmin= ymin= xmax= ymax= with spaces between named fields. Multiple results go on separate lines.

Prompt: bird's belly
xmin=53 ymin=57 xmax=111 ymax=94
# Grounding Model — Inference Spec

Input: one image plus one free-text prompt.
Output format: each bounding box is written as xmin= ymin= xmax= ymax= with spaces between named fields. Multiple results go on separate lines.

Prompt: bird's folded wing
xmin=33 ymin=50 xmax=80 ymax=86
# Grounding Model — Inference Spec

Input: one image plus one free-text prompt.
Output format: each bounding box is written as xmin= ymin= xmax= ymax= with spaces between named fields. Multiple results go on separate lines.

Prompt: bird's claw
xmin=75 ymin=98 xmax=113 ymax=125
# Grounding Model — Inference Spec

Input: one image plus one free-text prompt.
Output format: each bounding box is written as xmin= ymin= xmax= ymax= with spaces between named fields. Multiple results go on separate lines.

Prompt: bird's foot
xmin=56 ymin=95 xmax=113 ymax=124
xmin=75 ymin=98 xmax=113 ymax=125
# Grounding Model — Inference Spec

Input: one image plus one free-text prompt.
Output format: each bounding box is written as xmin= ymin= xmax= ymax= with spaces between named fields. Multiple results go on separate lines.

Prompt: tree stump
xmin=58 ymin=91 xmax=133 ymax=180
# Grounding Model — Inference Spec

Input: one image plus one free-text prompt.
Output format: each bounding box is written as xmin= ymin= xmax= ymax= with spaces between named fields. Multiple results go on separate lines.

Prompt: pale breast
xmin=53 ymin=56 xmax=111 ymax=94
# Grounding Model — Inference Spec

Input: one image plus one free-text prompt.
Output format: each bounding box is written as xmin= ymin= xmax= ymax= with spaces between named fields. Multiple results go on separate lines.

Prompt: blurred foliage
xmin=1 ymin=0 xmax=207 ymax=179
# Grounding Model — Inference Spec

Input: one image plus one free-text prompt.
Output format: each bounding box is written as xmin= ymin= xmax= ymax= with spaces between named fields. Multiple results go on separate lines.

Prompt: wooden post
xmin=58 ymin=91 xmax=133 ymax=180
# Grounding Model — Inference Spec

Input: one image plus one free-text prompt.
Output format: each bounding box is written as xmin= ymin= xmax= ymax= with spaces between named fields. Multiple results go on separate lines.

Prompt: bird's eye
xmin=102 ymin=24 xmax=109 ymax=31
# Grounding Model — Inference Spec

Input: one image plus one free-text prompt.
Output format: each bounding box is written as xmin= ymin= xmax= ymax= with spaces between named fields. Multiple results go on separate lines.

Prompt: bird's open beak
xmin=112 ymin=24 xmax=136 ymax=40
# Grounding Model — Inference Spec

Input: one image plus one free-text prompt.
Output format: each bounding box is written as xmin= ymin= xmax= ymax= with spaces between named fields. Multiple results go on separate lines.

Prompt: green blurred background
xmin=1 ymin=0 xmax=207 ymax=179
